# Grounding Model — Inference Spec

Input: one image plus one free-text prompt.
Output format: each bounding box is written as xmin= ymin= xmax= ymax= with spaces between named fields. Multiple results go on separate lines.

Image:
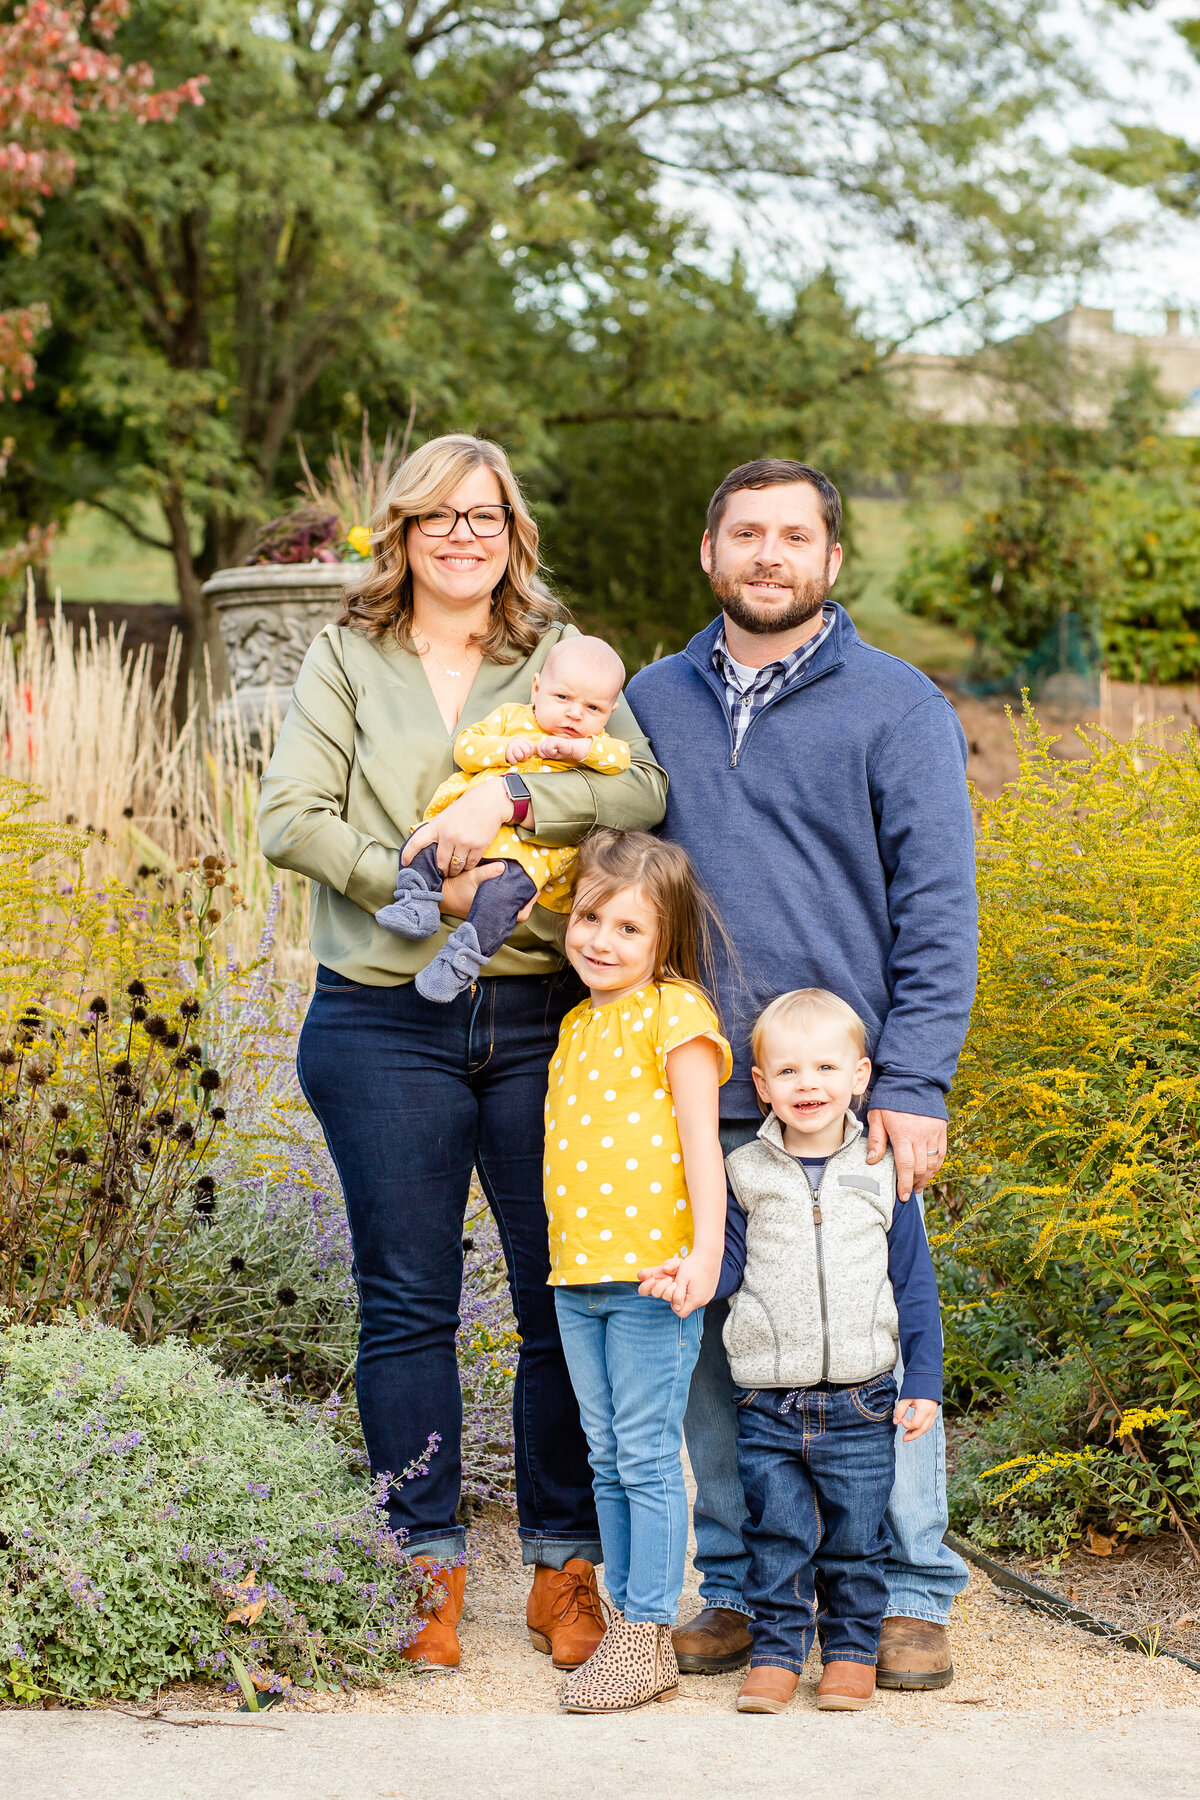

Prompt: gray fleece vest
xmin=722 ymin=1112 xmax=899 ymax=1389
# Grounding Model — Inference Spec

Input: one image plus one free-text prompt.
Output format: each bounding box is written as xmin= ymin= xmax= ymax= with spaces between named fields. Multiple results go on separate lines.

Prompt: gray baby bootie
xmin=375 ymin=866 xmax=444 ymax=940
xmin=415 ymin=922 xmax=487 ymax=1003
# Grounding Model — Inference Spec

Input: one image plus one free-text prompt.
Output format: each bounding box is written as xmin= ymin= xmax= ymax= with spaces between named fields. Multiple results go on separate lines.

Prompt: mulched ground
xmin=1010 ymin=1534 xmax=1200 ymax=1666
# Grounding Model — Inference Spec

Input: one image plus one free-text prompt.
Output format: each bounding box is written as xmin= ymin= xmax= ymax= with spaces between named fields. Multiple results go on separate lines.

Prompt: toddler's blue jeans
xmin=555 ymin=1284 xmax=703 ymax=1624
xmin=735 ymin=1373 xmax=898 ymax=1670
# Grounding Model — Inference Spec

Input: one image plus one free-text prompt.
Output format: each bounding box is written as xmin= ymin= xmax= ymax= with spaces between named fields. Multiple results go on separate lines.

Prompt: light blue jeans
xmin=685 ymin=1122 xmax=969 ymax=1625
xmin=556 ymin=1284 xmax=704 ymax=1625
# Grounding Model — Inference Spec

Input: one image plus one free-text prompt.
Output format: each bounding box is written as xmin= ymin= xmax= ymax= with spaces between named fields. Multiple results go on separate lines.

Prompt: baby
xmin=376 ymin=635 xmax=629 ymax=1001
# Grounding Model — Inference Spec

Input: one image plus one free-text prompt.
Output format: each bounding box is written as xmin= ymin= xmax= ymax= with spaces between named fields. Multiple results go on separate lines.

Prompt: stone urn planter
xmin=201 ymin=563 xmax=355 ymax=730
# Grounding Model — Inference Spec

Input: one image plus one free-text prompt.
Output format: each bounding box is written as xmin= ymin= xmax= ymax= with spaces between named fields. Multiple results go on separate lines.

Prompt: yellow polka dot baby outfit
xmin=544 ymin=981 xmax=732 ymax=1284
xmin=423 ymin=701 xmax=631 ymax=912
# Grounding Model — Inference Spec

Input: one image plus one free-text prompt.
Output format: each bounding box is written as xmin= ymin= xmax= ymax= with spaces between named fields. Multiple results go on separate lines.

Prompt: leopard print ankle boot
xmin=560 ymin=1618 xmax=679 ymax=1713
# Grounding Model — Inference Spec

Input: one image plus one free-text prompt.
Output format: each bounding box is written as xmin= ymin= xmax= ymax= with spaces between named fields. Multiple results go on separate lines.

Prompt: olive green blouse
xmin=258 ymin=619 xmax=668 ymax=984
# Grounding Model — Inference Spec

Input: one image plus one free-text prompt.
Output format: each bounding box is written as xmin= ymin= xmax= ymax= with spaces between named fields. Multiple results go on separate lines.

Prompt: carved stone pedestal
xmin=201 ymin=563 xmax=352 ymax=731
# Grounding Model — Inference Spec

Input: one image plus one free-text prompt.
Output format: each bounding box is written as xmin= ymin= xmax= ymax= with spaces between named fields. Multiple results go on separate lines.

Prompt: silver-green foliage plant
xmin=0 ymin=1320 xmax=428 ymax=1703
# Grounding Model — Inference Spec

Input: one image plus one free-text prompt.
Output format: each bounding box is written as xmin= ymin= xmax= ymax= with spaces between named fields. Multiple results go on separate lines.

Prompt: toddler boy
xmin=376 ymin=634 xmax=629 ymax=1001
xmin=638 ymin=987 xmax=943 ymax=1714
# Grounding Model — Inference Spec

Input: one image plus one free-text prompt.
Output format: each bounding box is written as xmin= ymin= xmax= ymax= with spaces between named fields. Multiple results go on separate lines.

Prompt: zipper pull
xmin=812 ymin=1204 xmax=822 ymax=1225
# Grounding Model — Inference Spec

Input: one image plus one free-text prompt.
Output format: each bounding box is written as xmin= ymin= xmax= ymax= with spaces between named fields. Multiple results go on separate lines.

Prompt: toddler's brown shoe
xmin=816 ymin=1660 xmax=876 ymax=1711
xmin=736 ymin=1666 xmax=798 ymax=1713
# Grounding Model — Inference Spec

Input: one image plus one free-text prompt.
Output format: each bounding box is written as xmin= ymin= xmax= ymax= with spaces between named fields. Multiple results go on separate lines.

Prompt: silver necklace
xmin=416 ymin=636 xmax=480 ymax=680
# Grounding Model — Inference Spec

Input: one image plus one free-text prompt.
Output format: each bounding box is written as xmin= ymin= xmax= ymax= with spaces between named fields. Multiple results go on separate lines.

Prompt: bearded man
xmin=625 ymin=459 xmax=978 ymax=1690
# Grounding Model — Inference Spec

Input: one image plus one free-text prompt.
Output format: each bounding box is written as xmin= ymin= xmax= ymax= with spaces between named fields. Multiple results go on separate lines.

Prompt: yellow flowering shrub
xmin=939 ymin=714 xmax=1200 ymax=1544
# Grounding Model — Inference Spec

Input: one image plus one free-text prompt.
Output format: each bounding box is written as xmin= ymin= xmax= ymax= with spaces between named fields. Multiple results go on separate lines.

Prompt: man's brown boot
xmin=400 ymin=1559 xmax=466 ymax=1668
xmin=875 ymin=1617 xmax=953 ymax=1691
xmin=736 ymin=1666 xmax=798 ymax=1713
xmin=672 ymin=1606 xmax=753 ymax=1673
xmin=527 ymin=1560 xmax=606 ymax=1668
xmin=817 ymin=1661 xmax=876 ymax=1712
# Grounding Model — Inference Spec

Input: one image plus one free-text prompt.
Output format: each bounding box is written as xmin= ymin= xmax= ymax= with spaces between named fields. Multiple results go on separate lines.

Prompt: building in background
xmin=894 ymin=307 xmax=1200 ymax=435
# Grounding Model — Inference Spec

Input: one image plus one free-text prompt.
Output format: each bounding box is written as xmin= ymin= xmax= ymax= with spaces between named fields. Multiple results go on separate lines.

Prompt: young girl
xmin=545 ymin=829 xmax=732 ymax=1714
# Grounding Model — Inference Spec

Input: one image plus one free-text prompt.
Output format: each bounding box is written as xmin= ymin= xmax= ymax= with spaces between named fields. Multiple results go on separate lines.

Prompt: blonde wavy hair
xmin=337 ymin=433 xmax=564 ymax=660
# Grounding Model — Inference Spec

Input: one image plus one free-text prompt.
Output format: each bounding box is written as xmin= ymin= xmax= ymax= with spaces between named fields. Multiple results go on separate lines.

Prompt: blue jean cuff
xmin=819 ymin=1651 xmax=879 ymax=1666
xmin=626 ymin=1612 xmax=672 ymax=1626
xmin=402 ymin=1531 xmax=465 ymax=1565
xmin=749 ymin=1655 xmax=807 ymax=1673
xmin=883 ymin=1607 xmax=951 ymax=1626
xmin=520 ymin=1536 xmax=605 ymax=1570
xmin=699 ymin=1593 xmax=755 ymax=1619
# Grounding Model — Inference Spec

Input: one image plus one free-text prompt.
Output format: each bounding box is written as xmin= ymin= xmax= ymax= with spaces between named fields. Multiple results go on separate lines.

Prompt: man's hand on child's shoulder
xmin=893 ymin=1396 xmax=937 ymax=1442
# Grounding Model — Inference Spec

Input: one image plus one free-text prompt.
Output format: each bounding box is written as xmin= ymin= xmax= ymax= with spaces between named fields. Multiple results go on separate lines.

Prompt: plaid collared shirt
xmin=712 ymin=606 xmax=835 ymax=756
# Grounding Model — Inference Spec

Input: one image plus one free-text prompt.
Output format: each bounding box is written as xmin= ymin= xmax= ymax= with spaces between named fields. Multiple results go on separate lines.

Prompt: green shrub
xmin=934 ymin=717 xmax=1200 ymax=1553
xmin=0 ymin=1320 xmax=426 ymax=1703
xmin=894 ymin=444 xmax=1200 ymax=684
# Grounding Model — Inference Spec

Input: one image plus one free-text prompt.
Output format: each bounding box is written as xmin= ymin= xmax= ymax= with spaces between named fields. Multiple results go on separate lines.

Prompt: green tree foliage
xmin=0 ymin=0 xmax=1111 ymax=658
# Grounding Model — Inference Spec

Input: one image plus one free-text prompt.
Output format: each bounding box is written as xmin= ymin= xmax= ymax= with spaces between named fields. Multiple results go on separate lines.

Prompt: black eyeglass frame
xmin=411 ymin=503 xmax=514 ymax=539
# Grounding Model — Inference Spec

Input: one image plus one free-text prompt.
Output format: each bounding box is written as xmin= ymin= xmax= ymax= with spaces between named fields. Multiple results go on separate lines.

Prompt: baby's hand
xmin=537 ymin=734 xmax=591 ymax=762
xmin=893 ymin=1396 xmax=938 ymax=1443
xmin=505 ymin=737 xmax=537 ymax=764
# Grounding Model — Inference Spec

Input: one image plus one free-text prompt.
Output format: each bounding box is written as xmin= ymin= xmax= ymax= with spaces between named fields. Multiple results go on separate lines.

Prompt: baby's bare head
xmin=532 ymin=636 xmax=626 ymax=737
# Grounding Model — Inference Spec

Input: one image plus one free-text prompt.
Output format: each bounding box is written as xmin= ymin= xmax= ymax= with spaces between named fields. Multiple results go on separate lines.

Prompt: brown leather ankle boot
xmin=401 ymin=1558 xmax=466 ymax=1668
xmin=527 ymin=1560 xmax=607 ymax=1668
xmin=736 ymin=1666 xmax=799 ymax=1713
xmin=875 ymin=1617 xmax=953 ymax=1690
xmin=816 ymin=1660 xmax=876 ymax=1711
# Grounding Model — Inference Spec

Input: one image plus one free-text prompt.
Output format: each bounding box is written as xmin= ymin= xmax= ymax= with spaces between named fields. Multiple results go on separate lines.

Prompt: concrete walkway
xmin=3 ymin=1707 xmax=1199 ymax=1800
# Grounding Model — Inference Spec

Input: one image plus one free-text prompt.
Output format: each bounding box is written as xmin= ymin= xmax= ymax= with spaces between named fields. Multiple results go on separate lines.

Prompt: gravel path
xmin=162 ymin=1497 xmax=1200 ymax=1725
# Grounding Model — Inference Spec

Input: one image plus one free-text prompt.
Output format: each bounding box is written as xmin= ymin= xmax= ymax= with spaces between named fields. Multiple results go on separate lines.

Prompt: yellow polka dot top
xmin=544 ymin=981 xmax=732 ymax=1285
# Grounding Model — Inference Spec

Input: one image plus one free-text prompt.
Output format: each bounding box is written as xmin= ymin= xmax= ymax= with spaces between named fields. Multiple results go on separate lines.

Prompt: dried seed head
xmin=228 ymin=1255 xmax=246 ymax=1274
xmin=111 ymin=1059 xmax=132 ymax=1077
xmin=199 ymin=1069 xmax=221 ymax=1092
xmin=210 ymin=1106 xmax=226 ymax=1123
xmin=131 ymin=1005 xmax=147 ymax=1024
xmin=175 ymin=1121 xmax=195 ymax=1141
xmin=276 ymin=1287 xmax=298 ymax=1308
xmin=179 ymin=998 xmax=201 ymax=1019
xmin=88 ymin=996 xmax=108 ymax=1017
xmin=68 ymin=1146 xmax=89 ymax=1166
xmin=194 ymin=1175 xmax=216 ymax=1195
xmin=193 ymin=1197 xmax=216 ymax=1216
xmin=50 ymin=1102 xmax=69 ymax=1122
xmin=126 ymin=981 xmax=147 ymax=1000
xmin=155 ymin=1110 xmax=174 ymax=1129
xmin=202 ymin=855 xmax=219 ymax=871
xmin=0 ymin=1048 xmax=16 ymax=1067
xmin=145 ymin=1016 xmax=168 ymax=1040
xmin=25 ymin=1064 xmax=50 ymax=1087
xmin=115 ymin=1082 xmax=136 ymax=1100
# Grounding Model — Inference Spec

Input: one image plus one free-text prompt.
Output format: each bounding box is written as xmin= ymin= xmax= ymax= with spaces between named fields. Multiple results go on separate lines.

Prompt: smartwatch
xmin=504 ymin=771 xmax=532 ymax=826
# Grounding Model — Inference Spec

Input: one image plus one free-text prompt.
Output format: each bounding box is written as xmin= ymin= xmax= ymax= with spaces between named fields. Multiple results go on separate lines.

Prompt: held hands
xmin=636 ymin=1255 xmax=719 ymax=1319
xmin=893 ymin=1396 xmax=938 ymax=1443
xmin=866 ymin=1109 xmax=947 ymax=1201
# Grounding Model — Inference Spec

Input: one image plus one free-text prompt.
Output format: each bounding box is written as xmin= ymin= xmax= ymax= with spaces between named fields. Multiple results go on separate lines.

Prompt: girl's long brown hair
xmin=337 ymin=433 xmax=564 ymax=662
xmin=570 ymin=830 xmax=733 ymax=1024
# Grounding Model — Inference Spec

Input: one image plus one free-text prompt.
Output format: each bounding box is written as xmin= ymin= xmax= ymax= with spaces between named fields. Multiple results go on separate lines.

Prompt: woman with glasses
xmin=259 ymin=434 xmax=667 ymax=1671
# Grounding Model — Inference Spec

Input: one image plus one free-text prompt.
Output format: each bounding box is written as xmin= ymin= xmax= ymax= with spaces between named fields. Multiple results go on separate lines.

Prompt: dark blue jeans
xmin=735 ymin=1374 xmax=898 ymax=1670
xmin=296 ymin=966 xmax=601 ymax=1568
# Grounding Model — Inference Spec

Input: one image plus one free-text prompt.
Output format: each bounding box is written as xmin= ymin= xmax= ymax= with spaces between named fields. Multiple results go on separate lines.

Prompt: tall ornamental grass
xmin=0 ymin=599 xmax=310 ymax=981
xmin=938 ymin=715 xmax=1200 ymax=1557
